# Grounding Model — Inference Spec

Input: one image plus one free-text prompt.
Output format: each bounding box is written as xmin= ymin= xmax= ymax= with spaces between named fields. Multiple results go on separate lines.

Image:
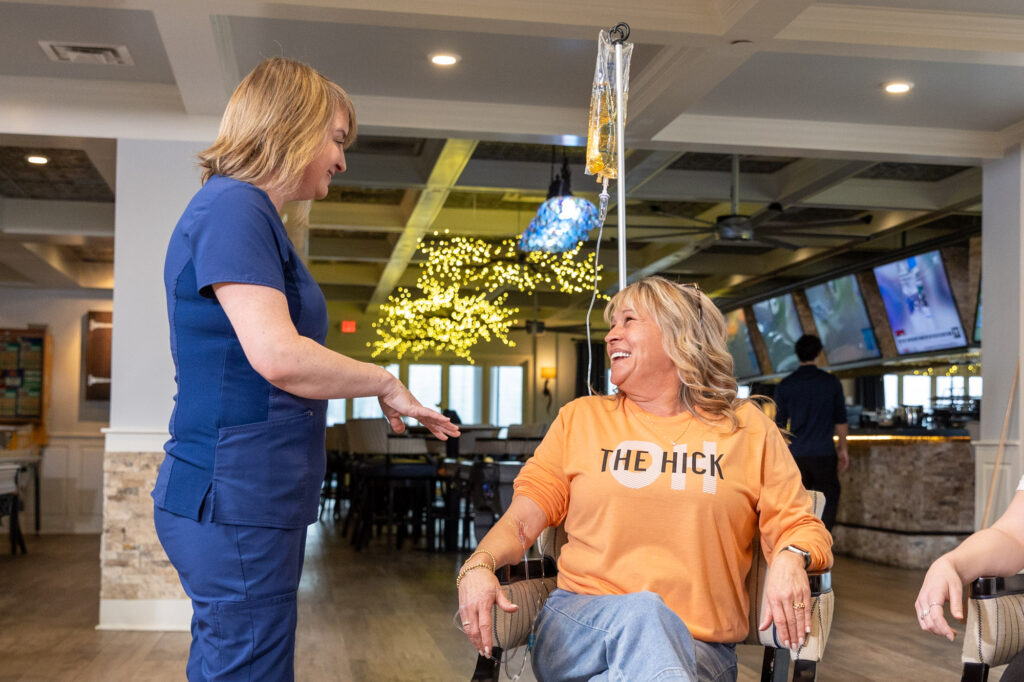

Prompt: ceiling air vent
xmin=38 ymin=41 xmax=134 ymax=66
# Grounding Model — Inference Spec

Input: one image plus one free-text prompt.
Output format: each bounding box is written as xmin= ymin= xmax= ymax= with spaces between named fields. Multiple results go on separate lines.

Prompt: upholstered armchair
xmin=961 ymin=573 xmax=1024 ymax=682
xmin=469 ymin=491 xmax=834 ymax=682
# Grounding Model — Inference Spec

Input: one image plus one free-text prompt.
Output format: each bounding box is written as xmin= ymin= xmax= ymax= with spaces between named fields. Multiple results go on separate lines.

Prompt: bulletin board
xmin=0 ymin=329 xmax=50 ymax=423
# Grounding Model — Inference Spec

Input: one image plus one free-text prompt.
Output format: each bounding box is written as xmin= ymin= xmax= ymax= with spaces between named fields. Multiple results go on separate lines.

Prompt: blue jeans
xmin=531 ymin=589 xmax=737 ymax=682
xmin=154 ymin=500 xmax=308 ymax=681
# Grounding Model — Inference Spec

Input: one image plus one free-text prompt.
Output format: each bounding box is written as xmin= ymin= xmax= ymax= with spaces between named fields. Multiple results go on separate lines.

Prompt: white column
xmin=101 ymin=139 xmax=206 ymax=631
xmin=976 ymin=144 xmax=1024 ymax=528
xmin=105 ymin=139 xmax=205 ymax=452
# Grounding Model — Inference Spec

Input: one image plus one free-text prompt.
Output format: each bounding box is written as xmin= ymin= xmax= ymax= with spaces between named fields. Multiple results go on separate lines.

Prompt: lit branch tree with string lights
xmin=370 ymin=231 xmax=603 ymax=361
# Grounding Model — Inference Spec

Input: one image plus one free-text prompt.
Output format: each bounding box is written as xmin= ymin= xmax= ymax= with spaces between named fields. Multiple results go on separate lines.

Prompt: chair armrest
xmin=962 ymin=574 xmax=1024 ymax=666
xmin=748 ymin=568 xmax=834 ymax=662
xmin=495 ymin=556 xmax=557 ymax=585
xmin=969 ymin=573 xmax=1024 ymax=599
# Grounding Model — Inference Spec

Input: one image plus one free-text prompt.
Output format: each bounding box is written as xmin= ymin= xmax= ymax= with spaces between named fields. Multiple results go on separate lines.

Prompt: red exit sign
xmin=340 ymin=320 xmax=357 ymax=333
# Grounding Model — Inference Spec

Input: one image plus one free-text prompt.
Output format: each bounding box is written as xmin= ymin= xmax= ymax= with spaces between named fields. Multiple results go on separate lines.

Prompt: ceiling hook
xmin=609 ymin=22 xmax=630 ymax=44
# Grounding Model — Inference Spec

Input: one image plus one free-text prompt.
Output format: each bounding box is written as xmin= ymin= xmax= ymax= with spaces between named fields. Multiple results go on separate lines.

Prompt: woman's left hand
xmin=377 ymin=379 xmax=461 ymax=440
xmin=759 ymin=550 xmax=812 ymax=652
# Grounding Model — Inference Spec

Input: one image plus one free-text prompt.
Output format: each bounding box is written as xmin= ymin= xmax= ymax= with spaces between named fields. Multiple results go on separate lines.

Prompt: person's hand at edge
xmin=458 ymin=568 xmax=518 ymax=659
xmin=915 ymin=555 xmax=962 ymax=641
xmin=377 ymin=377 xmax=460 ymax=440
xmin=759 ymin=550 xmax=812 ymax=652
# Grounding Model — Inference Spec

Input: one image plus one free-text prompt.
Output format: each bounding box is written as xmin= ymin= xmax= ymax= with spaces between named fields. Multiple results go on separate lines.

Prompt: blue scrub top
xmin=156 ymin=175 xmax=329 ymax=528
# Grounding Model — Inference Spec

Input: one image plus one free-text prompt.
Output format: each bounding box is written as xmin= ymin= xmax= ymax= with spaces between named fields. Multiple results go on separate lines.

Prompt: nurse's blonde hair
xmin=198 ymin=57 xmax=357 ymax=199
xmin=604 ymin=276 xmax=743 ymax=431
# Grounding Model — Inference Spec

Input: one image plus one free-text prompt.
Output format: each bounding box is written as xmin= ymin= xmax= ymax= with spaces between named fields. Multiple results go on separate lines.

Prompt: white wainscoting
xmin=20 ymin=433 xmax=106 ymax=534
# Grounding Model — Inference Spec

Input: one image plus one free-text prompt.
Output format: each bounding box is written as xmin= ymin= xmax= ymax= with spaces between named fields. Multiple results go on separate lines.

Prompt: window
xmin=607 ymin=369 xmax=617 ymax=394
xmin=408 ymin=364 xmax=442 ymax=413
xmin=935 ymin=376 xmax=965 ymax=401
xmin=449 ymin=365 xmax=483 ymax=423
xmin=353 ymin=363 xmax=399 ymax=418
xmin=736 ymin=385 xmax=751 ymax=399
xmin=326 ymin=399 xmax=346 ymax=426
xmin=901 ymin=375 xmax=931 ymax=408
xmin=883 ymin=374 xmax=899 ymax=411
xmin=489 ymin=365 xmax=523 ymax=427
xmin=968 ymin=376 xmax=983 ymax=398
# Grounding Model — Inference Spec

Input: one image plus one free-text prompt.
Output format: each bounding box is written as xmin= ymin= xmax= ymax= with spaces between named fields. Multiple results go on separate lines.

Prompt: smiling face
xmin=605 ymin=301 xmax=681 ymax=401
xmin=293 ymin=105 xmax=349 ymax=202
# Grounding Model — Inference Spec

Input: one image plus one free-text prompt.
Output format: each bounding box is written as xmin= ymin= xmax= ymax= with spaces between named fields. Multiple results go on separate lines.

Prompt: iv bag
xmin=585 ymin=29 xmax=633 ymax=182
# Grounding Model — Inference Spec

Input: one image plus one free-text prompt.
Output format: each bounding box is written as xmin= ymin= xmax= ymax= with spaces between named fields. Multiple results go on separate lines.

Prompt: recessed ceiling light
xmin=430 ymin=53 xmax=459 ymax=66
xmin=883 ymin=80 xmax=913 ymax=95
xmin=26 ymin=155 xmax=49 ymax=165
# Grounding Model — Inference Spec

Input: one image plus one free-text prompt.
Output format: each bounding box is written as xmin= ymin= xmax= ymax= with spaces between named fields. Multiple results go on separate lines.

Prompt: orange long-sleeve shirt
xmin=513 ymin=395 xmax=832 ymax=643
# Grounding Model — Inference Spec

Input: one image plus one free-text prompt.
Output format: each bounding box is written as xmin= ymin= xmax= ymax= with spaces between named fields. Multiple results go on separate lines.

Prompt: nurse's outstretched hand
xmin=378 ymin=379 xmax=460 ymax=440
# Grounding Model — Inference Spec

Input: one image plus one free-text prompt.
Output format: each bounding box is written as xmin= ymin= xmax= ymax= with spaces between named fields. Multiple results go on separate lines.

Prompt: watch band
xmin=783 ymin=544 xmax=811 ymax=569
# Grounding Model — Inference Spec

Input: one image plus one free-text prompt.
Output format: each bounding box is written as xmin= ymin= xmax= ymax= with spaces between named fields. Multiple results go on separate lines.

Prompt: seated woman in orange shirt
xmin=456 ymin=276 xmax=832 ymax=681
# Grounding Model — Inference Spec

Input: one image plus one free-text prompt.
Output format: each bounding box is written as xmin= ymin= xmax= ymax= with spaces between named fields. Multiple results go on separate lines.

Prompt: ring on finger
xmin=792 ymin=601 xmax=806 ymax=609
xmin=461 ymin=621 xmax=471 ymax=626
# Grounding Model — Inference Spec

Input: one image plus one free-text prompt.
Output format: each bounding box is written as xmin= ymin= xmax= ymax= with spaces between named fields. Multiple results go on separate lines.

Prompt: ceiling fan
xmin=641 ymin=155 xmax=873 ymax=250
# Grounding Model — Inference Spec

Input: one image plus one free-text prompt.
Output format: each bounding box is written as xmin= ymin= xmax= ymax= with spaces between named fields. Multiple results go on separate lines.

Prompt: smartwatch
xmin=783 ymin=545 xmax=811 ymax=569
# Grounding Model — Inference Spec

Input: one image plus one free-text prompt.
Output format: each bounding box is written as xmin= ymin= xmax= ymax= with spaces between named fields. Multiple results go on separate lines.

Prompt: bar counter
xmin=832 ymin=428 xmax=973 ymax=569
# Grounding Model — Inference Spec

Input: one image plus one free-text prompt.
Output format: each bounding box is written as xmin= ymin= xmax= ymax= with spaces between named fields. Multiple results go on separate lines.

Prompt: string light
xmin=370 ymin=232 xmax=603 ymax=360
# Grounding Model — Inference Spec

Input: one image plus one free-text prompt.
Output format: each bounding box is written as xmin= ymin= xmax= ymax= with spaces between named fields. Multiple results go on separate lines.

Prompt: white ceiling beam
xmin=654 ymin=114 xmax=1007 ymax=163
xmin=0 ymin=76 xmax=219 ymax=141
xmin=769 ymin=158 xmax=876 ymax=207
xmin=778 ymin=5 xmax=1024 ymax=55
xmin=150 ymin=1 xmax=234 ymax=116
xmin=0 ymin=199 xmax=114 ymax=237
xmin=366 ymin=138 xmax=478 ymax=310
xmin=308 ymin=236 xmax=395 ymax=262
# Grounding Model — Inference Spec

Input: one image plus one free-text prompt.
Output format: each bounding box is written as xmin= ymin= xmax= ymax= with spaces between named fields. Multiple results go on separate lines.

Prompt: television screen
xmin=974 ymin=282 xmax=982 ymax=344
xmin=723 ymin=309 xmax=760 ymax=378
xmin=872 ymin=250 xmax=967 ymax=355
xmin=752 ymin=294 xmax=803 ymax=373
xmin=805 ymin=275 xmax=880 ymax=364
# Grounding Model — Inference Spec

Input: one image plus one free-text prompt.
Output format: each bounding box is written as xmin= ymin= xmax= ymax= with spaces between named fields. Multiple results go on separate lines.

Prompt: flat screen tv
xmin=751 ymin=294 xmax=803 ymax=373
xmin=974 ymin=282 xmax=982 ymax=344
xmin=872 ymin=250 xmax=967 ymax=355
xmin=723 ymin=309 xmax=760 ymax=378
xmin=804 ymin=275 xmax=880 ymax=364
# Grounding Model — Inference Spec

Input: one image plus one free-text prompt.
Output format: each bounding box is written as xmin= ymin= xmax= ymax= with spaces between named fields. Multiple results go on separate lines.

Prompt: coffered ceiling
xmin=0 ymin=0 xmax=1015 ymax=323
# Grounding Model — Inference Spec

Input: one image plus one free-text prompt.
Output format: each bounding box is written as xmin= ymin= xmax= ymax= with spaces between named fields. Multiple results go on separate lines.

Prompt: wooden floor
xmin=0 ymin=523 xmax=1005 ymax=682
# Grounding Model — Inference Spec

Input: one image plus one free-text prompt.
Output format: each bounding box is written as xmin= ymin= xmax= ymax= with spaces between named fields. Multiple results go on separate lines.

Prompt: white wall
xmin=0 ymin=287 xmax=112 ymax=532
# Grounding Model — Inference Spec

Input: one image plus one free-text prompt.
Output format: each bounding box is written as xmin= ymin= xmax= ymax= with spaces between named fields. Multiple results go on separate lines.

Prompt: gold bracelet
xmin=456 ymin=563 xmax=492 ymax=589
xmin=469 ymin=549 xmax=497 ymax=572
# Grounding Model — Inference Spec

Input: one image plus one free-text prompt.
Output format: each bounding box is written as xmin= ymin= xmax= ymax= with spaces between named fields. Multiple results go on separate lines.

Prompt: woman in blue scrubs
xmin=154 ymin=57 xmax=459 ymax=681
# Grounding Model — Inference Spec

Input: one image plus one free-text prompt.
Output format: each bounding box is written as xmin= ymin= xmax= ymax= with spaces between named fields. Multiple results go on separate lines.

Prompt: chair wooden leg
xmin=10 ymin=495 xmax=26 ymax=555
xmin=470 ymin=647 xmax=502 ymax=682
xmin=961 ymin=662 xmax=989 ymax=682
xmin=761 ymin=647 xmax=790 ymax=682
xmin=792 ymin=659 xmax=816 ymax=682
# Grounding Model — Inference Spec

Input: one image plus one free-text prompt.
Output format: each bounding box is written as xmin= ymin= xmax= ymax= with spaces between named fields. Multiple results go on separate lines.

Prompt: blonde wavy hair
xmin=198 ymin=57 xmax=357 ymax=199
xmin=604 ymin=276 xmax=745 ymax=431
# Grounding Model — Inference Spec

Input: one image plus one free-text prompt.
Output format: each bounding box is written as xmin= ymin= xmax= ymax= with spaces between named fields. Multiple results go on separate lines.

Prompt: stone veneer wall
xmin=101 ymin=451 xmax=184 ymax=601
xmin=833 ymin=438 xmax=974 ymax=569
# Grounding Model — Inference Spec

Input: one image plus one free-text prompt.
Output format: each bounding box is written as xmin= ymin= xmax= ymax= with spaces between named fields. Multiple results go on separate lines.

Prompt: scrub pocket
xmin=211 ymin=410 xmax=323 ymax=528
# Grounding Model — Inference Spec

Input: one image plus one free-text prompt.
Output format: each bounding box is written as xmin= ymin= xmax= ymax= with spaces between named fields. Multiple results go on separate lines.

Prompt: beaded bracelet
xmin=456 ymin=563 xmax=492 ymax=589
xmin=469 ymin=549 xmax=497 ymax=572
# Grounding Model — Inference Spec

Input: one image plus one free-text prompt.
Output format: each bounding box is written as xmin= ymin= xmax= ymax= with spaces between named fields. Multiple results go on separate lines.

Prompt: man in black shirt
xmin=774 ymin=334 xmax=848 ymax=530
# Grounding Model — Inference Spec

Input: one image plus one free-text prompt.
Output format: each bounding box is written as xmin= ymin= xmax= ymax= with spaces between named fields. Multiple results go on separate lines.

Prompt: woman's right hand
xmin=458 ymin=567 xmax=518 ymax=659
xmin=915 ymin=554 xmax=963 ymax=641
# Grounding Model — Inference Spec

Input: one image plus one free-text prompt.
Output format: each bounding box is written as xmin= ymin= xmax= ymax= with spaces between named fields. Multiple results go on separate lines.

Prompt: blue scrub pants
xmin=154 ymin=501 xmax=308 ymax=681
xmin=531 ymin=589 xmax=738 ymax=682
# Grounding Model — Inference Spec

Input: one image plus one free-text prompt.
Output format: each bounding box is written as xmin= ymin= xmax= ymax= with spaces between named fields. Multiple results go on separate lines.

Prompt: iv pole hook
xmin=609 ymin=22 xmax=630 ymax=44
